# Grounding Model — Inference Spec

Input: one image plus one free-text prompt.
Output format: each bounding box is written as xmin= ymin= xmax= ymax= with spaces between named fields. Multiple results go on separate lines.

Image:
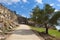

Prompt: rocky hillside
xmin=0 ymin=4 xmax=18 ymax=33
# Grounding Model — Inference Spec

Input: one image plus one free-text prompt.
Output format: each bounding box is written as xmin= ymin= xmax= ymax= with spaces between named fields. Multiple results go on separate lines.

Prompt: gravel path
xmin=6 ymin=24 xmax=44 ymax=40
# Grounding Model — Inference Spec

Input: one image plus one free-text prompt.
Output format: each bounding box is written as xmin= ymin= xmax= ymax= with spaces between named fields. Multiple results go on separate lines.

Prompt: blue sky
xmin=0 ymin=0 xmax=60 ymax=18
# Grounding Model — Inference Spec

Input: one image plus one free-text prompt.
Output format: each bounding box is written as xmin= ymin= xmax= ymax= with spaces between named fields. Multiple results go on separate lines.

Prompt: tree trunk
xmin=45 ymin=23 xmax=48 ymax=34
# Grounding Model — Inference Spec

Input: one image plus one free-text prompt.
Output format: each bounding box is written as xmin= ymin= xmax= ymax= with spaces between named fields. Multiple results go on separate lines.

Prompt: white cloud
xmin=22 ymin=0 xmax=27 ymax=3
xmin=54 ymin=9 xmax=59 ymax=12
xmin=12 ymin=0 xmax=20 ymax=2
xmin=30 ymin=13 xmax=33 ymax=15
xmin=50 ymin=3 xmax=54 ymax=6
xmin=0 ymin=0 xmax=20 ymax=5
xmin=58 ymin=0 xmax=60 ymax=2
xmin=35 ymin=0 xmax=43 ymax=4
xmin=21 ymin=14 xmax=26 ymax=17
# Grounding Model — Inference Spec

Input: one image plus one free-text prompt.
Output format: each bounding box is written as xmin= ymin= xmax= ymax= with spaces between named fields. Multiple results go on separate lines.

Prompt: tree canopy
xmin=31 ymin=4 xmax=55 ymax=24
xmin=30 ymin=4 xmax=60 ymax=34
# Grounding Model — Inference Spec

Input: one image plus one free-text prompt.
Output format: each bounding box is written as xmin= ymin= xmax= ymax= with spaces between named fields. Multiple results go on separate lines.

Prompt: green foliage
xmin=31 ymin=4 xmax=55 ymax=24
xmin=31 ymin=27 xmax=60 ymax=38
xmin=49 ymin=11 xmax=60 ymax=25
xmin=31 ymin=27 xmax=45 ymax=32
xmin=31 ymin=6 xmax=40 ymax=21
xmin=30 ymin=4 xmax=60 ymax=34
xmin=44 ymin=4 xmax=55 ymax=14
xmin=49 ymin=29 xmax=60 ymax=38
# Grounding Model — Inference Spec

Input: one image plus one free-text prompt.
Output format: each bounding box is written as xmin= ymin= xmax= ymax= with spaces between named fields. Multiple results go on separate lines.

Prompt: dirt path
xmin=6 ymin=24 xmax=44 ymax=40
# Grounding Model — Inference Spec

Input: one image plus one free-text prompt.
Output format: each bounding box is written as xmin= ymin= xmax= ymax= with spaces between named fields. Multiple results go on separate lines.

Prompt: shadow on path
xmin=12 ymin=29 xmax=34 ymax=35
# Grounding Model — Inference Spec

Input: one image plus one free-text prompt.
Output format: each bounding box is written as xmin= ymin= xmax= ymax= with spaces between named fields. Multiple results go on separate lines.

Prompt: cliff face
xmin=0 ymin=4 xmax=18 ymax=33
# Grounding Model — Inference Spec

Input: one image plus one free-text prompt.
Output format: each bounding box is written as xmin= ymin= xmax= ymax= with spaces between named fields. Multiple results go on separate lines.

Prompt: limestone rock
xmin=0 ymin=4 xmax=18 ymax=33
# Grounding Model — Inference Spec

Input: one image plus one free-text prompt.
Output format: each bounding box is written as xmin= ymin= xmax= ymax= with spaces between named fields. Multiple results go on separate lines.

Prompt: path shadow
xmin=12 ymin=29 xmax=34 ymax=35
